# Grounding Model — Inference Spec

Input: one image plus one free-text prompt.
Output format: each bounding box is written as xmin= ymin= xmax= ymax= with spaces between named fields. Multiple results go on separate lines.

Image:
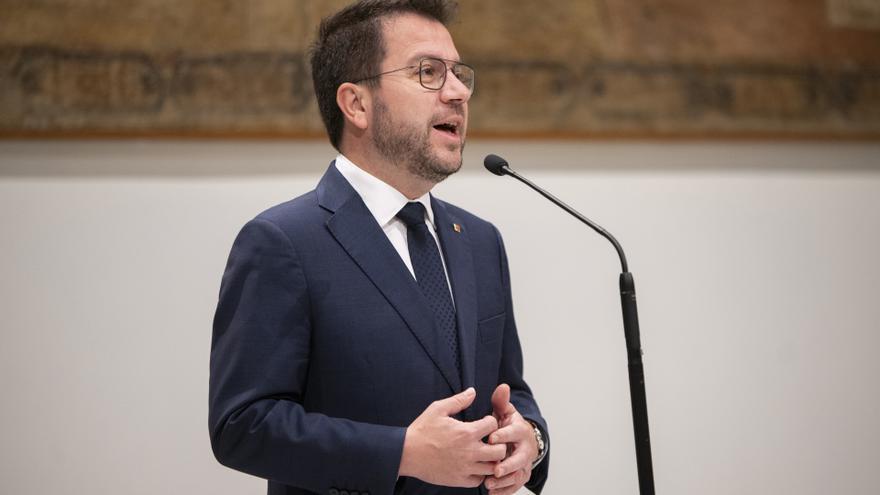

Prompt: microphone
xmin=484 ymin=154 xmax=655 ymax=495
xmin=483 ymin=153 xmax=510 ymax=176
xmin=483 ymin=154 xmax=627 ymax=272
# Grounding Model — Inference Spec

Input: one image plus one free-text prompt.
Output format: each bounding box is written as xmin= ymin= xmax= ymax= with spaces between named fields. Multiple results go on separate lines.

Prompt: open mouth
xmin=433 ymin=122 xmax=459 ymax=137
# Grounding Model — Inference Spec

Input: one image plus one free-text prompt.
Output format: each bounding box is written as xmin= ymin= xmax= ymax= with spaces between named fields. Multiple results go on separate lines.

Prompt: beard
xmin=371 ymin=98 xmax=464 ymax=185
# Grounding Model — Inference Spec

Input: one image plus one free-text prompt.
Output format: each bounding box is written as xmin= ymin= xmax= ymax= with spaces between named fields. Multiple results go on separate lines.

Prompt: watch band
xmin=528 ymin=421 xmax=547 ymax=468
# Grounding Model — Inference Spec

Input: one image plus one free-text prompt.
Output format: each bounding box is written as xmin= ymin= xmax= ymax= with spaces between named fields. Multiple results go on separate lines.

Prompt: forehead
xmin=379 ymin=12 xmax=460 ymax=66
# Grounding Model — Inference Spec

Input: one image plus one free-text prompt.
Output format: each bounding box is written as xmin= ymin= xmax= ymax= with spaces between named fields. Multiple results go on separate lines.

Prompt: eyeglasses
xmin=353 ymin=57 xmax=475 ymax=93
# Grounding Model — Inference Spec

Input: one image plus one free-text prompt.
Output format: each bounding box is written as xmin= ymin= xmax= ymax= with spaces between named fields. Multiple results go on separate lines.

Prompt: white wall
xmin=1 ymin=140 xmax=878 ymax=494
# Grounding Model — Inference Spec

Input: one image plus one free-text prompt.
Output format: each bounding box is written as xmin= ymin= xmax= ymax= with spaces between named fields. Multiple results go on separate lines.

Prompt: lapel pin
xmin=453 ymin=223 xmax=462 ymax=233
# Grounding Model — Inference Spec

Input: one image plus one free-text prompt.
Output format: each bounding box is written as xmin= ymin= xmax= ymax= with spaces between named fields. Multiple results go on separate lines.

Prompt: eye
xmin=419 ymin=64 xmax=439 ymax=80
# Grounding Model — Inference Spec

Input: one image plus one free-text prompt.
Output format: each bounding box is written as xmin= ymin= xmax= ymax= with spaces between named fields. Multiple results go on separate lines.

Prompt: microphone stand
xmin=488 ymin=158 xmax=655 ymax=495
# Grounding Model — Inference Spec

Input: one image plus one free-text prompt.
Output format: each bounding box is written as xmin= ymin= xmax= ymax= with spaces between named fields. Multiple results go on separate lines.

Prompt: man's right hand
xmin=398 ymin=387 xmax=507 ymax=487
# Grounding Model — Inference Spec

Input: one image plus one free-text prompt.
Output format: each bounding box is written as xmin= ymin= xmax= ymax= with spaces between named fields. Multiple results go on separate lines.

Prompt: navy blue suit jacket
xmin=209 ymin=164 xmax=549 ymax=495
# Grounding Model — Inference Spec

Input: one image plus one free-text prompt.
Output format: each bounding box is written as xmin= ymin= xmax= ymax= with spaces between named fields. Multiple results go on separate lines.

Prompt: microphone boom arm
xmin=501 ymin=165 xmax=629 ymax=272
xmin=486 ymin=156 xmax=655 ymax=495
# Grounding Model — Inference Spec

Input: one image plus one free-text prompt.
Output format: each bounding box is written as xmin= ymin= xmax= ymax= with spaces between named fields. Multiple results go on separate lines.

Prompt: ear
xmin=336 ymin=82 xmax=370 ymax=131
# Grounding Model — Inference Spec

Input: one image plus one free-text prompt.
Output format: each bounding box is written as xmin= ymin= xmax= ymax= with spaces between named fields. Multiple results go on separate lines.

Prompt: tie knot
xmin=397 ymin=202 xmax=427 ymax=228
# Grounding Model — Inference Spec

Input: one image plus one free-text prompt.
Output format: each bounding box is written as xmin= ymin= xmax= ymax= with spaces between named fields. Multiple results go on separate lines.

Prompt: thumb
xmin=432 ymin=387 xmax=476 ymax=416
xmin=491 ymin=383 xmax=511 ymax=418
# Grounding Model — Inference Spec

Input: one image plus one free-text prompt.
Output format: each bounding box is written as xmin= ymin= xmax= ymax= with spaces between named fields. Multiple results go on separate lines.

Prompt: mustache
xmin=431 ymin=109 xmax=466 ymax=122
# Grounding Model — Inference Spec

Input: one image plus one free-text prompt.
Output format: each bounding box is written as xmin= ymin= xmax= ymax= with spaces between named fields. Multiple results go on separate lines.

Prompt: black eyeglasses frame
xmin=351 ymin=57 xmax=475 ymax=93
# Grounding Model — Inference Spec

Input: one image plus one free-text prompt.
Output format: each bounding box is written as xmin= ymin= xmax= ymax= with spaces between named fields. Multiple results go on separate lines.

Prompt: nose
xmin=440 ymin=69 xmax=472 ymax=105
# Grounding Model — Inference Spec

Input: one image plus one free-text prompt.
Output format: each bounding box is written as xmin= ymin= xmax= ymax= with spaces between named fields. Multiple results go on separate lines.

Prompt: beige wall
xmin=1 ymin=140 xmax=878 ymax=494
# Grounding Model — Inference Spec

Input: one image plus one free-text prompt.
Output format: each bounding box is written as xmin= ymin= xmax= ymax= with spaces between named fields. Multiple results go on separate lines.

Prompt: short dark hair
xmin=309 ymin=0 xmax=458 ymax=150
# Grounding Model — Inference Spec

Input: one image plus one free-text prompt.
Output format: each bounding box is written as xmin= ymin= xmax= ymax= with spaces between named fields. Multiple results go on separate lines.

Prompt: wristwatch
xmin=528 ymin=421 xmax=547 ymax=468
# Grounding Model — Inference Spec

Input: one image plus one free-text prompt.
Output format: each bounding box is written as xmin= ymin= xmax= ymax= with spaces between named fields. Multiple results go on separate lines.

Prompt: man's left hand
xmin=484 ymin=384 xmax=538 ymax=495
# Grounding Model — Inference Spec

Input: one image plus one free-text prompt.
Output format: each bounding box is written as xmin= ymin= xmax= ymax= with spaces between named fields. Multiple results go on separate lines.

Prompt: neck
xmin=341 ymin=145 xmax=436 ymax=200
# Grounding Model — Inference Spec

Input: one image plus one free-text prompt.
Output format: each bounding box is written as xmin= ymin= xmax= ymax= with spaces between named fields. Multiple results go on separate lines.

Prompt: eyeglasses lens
xmin=419 ymin=58 xmax=474 ymax=92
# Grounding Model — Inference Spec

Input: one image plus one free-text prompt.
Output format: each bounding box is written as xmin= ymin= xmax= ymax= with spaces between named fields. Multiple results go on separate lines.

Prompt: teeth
xmin=434 ymin=121 xmax=459 ymax=134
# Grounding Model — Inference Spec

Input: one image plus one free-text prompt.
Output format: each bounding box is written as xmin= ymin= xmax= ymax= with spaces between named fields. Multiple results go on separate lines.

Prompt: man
xmin=209 ymin=1 xmax=548 ymax=494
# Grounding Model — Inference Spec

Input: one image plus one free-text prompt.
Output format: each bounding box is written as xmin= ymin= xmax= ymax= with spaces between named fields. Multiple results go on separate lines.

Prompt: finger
xmin=474 ymin=442 xmax=508 ymax=463
xmin=466 ymin=460 xmax=499 ymax=477
xmin=484 ymin=470 xmax=519 ymax=490
xmin=491 ymin=383 xmax=511 ymax=418
xmin=430 ymin=387 xmax=476 ymax=416
xmin=490 ymin=480 xmax=527 ymax=495
xmin=494 ymin=449 xmax=530 ymax=477
xmin=464 ymin=474 xmax=487 ymax=488
xmin=488 ymin=420 xmax=525 ymax=445
xmin=470 ymin=414 xmax=500 ymax=438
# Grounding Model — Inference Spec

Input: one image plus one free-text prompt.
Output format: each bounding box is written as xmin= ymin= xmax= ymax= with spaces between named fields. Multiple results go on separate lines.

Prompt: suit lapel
xmin=432 ymin=197 xmax=479 ymax=419
xmin=317 ymin=164 xmax=462 ymax=394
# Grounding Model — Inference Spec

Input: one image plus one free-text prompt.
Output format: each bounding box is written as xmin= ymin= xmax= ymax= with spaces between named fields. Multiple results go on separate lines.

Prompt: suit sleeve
xmin=494 ymin=227 xmax=551 ymax=494
xmin=209 ymin=218 xmax=405 ymax=495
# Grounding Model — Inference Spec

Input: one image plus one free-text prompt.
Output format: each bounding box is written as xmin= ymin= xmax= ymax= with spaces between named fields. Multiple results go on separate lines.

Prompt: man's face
xmin=368 ymin=13 xmax=471 ymax=184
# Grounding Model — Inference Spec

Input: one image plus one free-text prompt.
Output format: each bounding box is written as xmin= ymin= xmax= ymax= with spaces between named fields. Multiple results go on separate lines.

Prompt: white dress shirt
xmin=334 ymin=154 xmax=454 ymax=296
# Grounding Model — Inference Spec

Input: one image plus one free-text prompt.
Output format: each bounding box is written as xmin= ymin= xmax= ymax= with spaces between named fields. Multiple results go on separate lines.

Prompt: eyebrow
xmin=406 ymin=54 xmax=462 ymax=65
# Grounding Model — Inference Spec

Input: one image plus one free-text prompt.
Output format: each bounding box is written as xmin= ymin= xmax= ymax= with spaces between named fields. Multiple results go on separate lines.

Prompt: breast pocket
xmin=478 ymin=312 xmax=505 ymax=344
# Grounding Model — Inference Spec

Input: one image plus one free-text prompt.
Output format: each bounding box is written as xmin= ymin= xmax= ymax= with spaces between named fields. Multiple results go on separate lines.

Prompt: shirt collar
xmin=334 ymin=154 xmax=436 ymax=229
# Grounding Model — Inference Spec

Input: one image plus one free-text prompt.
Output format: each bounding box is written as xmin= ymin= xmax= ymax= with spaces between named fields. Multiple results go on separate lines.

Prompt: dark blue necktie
xmin=397 ymin=202 xmax=460 ymax=374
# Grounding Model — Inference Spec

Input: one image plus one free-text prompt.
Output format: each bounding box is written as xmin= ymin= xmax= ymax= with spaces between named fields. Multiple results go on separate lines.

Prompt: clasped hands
xmin=399 ymin=384 xmax=538 ymax=495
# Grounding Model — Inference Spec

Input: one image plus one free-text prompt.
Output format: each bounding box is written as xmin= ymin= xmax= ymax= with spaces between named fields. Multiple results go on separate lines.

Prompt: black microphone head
xmin=483 ymin=154 xmax=510 ymax=176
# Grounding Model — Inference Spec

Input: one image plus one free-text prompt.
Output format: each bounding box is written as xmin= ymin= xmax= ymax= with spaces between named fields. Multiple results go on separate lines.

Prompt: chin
xmin=437 ymin=150 xmax=463 ymax=173
xmin=441 ymin=140 xmax=464 ymax=157
xmin=417 ymin=151 xmax=462 ymax=184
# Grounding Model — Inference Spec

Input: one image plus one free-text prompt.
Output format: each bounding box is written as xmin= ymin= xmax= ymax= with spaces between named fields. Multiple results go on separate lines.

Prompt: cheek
xmin=395 ymin=105 xmax=425 ymax=128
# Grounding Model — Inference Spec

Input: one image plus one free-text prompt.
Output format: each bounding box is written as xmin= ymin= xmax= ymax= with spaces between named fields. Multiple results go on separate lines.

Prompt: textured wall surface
xmin=1 ymin=139 xmax=879 ymax=494
xmin=1 ymin=0 xmax=879 ymax=137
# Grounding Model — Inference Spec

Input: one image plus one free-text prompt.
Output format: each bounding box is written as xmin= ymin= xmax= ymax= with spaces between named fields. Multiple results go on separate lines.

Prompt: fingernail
xmin=465 ymin=387 xmax=475 ymax=395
